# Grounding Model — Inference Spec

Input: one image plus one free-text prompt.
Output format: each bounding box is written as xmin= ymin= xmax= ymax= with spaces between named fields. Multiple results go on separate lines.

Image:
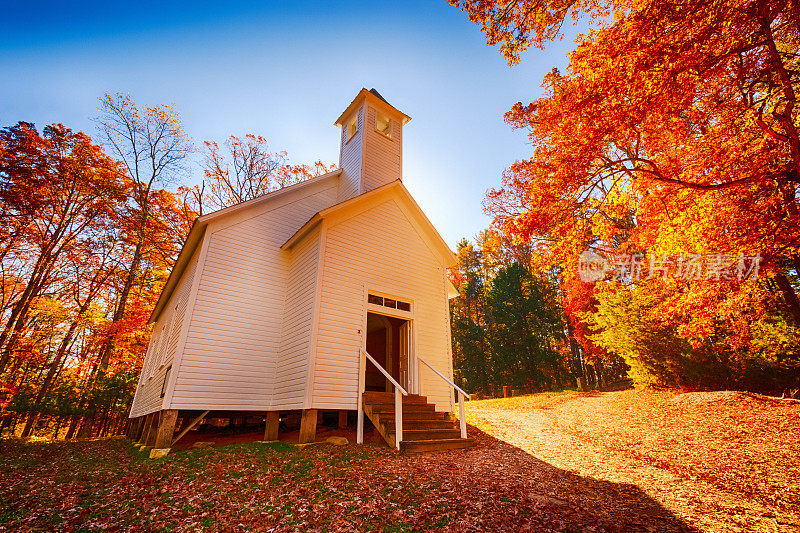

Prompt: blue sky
xmin=0 ymin=0 xmax=580 ymax=248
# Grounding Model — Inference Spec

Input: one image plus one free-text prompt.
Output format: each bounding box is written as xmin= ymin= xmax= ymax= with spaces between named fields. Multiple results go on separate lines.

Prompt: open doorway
xmin=365 ymin=312 xmax=410 ymax=392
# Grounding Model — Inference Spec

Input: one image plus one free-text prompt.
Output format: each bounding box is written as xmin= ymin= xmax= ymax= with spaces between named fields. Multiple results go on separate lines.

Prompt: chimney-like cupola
xmin=334 ymin=88 xmax=411 ymax=202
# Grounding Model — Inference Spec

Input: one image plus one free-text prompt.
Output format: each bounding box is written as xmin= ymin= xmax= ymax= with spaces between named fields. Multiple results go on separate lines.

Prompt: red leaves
xmin=456 ymin=0 xmax=800 ymax=387
xmin=0 ymin=116 xmax=195 ymax=435
xmin=0 ymin=436 xmax=620 ymax=532
xmin=0 ymin=381 xmax=18 ymax=410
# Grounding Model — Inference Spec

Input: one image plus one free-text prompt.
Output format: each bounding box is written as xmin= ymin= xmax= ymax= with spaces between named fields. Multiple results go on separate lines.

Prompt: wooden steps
xmin=362 ymin=391 xmax=473 ymax=453
xmin=400 ymin=438 xmax=474 ymax=454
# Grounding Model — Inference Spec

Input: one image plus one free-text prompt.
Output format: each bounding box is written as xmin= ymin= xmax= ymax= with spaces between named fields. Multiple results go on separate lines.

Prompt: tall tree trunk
xmin=20 ymin=319 xmax=81 ymax=439
xmin=96 ymin=231 xmax=145 ymax=375
xmin=20 ymin=412 xmax=38 ymax=439
xmin=0 ymin=235 xmax=63 ymax=372
xmin=77 ymin=237 xmax=145 ymax=440
xmin=0 ymin=277 xmax=45 ymax=374
xmin=65 ymin=415 xmax=80 ymax=440
xmin=10 ymin=413 xmax=19 ymax=436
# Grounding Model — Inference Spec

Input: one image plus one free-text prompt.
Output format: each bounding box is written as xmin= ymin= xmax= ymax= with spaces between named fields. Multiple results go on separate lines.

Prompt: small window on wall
xmin=160 ymin=366 xmax=171 ymax=398
xmin=368 ymin=293 xmax=411 ymax=312
xmin=376 ymin=112 xmax=391 ymax=137
xmin=347 ymin=115 xmax=358 ymax=141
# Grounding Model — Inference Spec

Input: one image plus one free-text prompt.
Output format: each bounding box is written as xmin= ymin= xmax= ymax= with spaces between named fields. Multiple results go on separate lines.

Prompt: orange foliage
xmin=453 ymin=0 xmax=800 ymax=326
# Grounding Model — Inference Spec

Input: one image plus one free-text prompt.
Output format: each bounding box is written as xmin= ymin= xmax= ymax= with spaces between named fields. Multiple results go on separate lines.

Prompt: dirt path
xmin=465 ymin=390 xmax=800 ymax=533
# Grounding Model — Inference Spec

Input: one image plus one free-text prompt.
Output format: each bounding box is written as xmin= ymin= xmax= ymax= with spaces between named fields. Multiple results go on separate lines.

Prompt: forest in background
xmin=3 ymin=0 xmax=800 ymax=440
xmin=448 ymin=0 xmax=800 ymax=397
xmin=0 ymin=95 xmax=332 ymax=439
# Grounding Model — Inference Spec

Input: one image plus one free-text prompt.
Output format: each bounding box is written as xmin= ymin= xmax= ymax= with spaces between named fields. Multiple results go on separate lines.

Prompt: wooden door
xmin=399 ymin=321 xmax=410 ymax=391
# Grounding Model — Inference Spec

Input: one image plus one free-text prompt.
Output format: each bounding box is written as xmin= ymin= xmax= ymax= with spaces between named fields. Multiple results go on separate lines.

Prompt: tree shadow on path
xmin=416 ymin=425 xmax=699 ymax=532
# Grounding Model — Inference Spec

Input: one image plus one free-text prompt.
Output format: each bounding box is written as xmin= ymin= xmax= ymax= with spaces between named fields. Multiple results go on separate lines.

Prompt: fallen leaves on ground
xmin=467 ymin=388 xmax=800 ymax=532
xmin=2 ymin=388 xmax=795 ymax=532
xmin=0 ymin=433 xmax=622 ymax=532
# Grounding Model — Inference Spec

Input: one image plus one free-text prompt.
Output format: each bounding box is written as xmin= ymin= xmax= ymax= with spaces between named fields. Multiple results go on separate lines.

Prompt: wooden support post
xmin=299 ymin=409 xmax=318 ymax=444
xmin=264 ymin=411 xmax=279 ymax=441
xmin=141 ymin=414 xmax=155 ymax=447
xmin=138 ymin=415 xmax=149 ymax=444
xmin=132 ymin=417 xmax=142 ymax=441
xmin=154 ymin=409 xmax=178 ymax=450
xmin=338 ymin=410 xmax=348 ymax=429
xmin=136 ymin=417 xmax=147 ymax=441
xmin=145 ymin=413 xmax=159 ymax=447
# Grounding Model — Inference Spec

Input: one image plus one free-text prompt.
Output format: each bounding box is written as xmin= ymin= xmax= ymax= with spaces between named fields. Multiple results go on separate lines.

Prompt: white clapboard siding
xmin=338 ymin=106 xmax=363 ymax=202
xmin=273 ymin=225 xmax=321 ymax=409
xmin=131 ymin=91 xmax=459 ymax=421
xmin=168 ymin=182 xmax=337 ymax=411
xmin=130 ymin=249 xmax=200 ymax=417
xmin=313 ymin=198 xmax=454 ymax=412
xmin=361 ymin=104 xmax=402 ymax=194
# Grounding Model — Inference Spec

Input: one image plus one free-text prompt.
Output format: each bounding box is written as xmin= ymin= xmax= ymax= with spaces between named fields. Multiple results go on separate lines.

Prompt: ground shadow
xmin=167 ymin=416 xmax=698 ymax=531
xmin=441 ymin=424 xmax=699 ymax=532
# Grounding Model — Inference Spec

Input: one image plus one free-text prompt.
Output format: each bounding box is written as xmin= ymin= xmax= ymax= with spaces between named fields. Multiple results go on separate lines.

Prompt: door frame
xmin=361 ymin=289 xmax=417 ymax=394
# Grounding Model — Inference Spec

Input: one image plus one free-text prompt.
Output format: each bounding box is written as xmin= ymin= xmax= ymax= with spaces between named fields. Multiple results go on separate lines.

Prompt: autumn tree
xmin=454 ymin=0 xmax=799 ymax=307
xmin=191 ymin=134 xmax=334 ymax=213
xmin=0 ymin=98 xmax=339 ymax=437
xmin=94 ymin=94 xmax=192 ymax=376
xmin=452 ymin=0 xmax=800 ymax=390
xmin=0 ymin=122 xmax=142 ymax=436
xmin=18 ymin=229 xmax=128 ymax=438
xmin=0 ymin=123 xmax=126 ymax=375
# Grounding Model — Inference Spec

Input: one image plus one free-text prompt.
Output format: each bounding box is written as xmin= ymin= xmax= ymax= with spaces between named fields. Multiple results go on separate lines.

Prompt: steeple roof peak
xmin=334 ymin=88 xmax=411 ymax=127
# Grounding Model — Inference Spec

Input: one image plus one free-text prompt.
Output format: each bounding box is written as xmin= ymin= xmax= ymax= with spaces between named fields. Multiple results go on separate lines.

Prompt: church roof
xmin=282 ymin=180 xmax=457 ymax=268
xmin=368 ymin=88 xmax=389 ymax=105
xmin=149 ymin=169 xmax=342 ymax=323
xmin=334 ymin=88 xmax=411 ymax=127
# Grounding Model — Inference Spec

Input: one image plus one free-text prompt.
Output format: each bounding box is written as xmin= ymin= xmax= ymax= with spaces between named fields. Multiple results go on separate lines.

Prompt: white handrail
xmin=418 ymin=357 xmax=470 ymax=399
xmin=418 ymin=357 xmax=470 ymax=439
xmin=357 ymin=349 xmax=407 ymax=450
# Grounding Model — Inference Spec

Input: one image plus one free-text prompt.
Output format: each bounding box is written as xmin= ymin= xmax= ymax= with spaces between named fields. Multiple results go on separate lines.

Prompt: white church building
xmin=128 ymin=89 xmax=472 ymax=454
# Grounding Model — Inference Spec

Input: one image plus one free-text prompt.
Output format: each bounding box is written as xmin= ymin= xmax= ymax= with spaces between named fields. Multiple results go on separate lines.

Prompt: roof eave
xmin=280 ymin=180 xmax=456 ymax=269
xmin=281 ymin=214 xmax=322 ymax=250
xmin=148 ymin=220 xmax=207 ymax=323
xmin=195 ymin=168 xmax=341 ymax=226
xmin=334 ymin=88 xmax=411 ymax=127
